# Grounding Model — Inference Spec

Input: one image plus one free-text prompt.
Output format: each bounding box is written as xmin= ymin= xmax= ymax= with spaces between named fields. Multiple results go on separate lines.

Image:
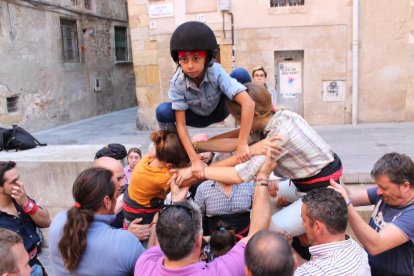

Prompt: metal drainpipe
xmin=227 ymin=11 xmax=235 ymax=70
xmin=352 ymin=0 xmax=359 ymax=125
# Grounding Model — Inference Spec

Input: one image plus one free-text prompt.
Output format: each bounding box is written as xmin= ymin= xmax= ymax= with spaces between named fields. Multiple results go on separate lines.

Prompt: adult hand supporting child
xmin=169 ymin=173 xmax=190 ymax=202
xmin=249 ymin=135 xmax=283 ymax=157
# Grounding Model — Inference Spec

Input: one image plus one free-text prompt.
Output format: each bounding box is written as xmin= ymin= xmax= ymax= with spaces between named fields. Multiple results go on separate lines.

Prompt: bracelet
xmin=22 ymin=200 xmax=39 ymax=215
xmin=254 ymin=181 xmax=268 ymax=187
xmin=193 ymin=142 xmax=200 ymax=154
xmin=346 ymin=198 xmax=353 ymax=206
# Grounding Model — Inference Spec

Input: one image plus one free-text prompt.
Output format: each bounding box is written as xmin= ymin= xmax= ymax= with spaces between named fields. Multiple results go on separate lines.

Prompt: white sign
xmin=279 ymin=62 xmax=302 ymax=99
xmin=149 ymin=4 xmax=174 ymax=19
xmin=322 ymin=80 xmax=345 ymax=102
xmin=197 ymin=14 xmax=206 ymax=23
xmin=149 ymin=21 xmax=157 ymax=29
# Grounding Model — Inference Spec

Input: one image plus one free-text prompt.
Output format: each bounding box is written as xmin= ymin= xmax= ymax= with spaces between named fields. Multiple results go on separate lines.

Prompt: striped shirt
xmin=236 ymin=110 xmax=334 ymax=181
xmin=294 ymin=235 xmax=371 ymax=276
xmin=194 ymin=180 xmax=254 ymax=217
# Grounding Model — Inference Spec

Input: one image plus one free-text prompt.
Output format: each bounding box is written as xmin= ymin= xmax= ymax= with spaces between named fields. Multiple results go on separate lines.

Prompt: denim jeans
xmin=156 ymin=95 xmax=229 ymax=129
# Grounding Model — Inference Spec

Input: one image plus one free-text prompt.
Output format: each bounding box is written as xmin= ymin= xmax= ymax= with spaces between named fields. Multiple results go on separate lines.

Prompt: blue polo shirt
xmin=49 ymin=211 xmax=145 ymax=276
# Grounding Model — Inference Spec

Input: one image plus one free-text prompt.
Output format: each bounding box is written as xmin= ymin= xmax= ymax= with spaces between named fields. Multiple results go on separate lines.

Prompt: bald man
xmin=245 ymin=231 xmax=297 ymax=276
xmin=93 ymin=157 xmax=150 ymax=242
xmin=93 ymin=156 xmax=125 ymax=197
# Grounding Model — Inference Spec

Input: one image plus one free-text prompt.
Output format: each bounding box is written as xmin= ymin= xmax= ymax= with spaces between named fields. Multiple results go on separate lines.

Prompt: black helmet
xmin=170 ymin=21 xmax=218 ymax=66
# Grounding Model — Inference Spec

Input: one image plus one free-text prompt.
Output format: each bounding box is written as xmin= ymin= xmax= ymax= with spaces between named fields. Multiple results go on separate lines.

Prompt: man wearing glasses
xmin=134 ymin=150 xmax=276 ymax=275
xmin=251 ymin=65 xmax=278 ymax=105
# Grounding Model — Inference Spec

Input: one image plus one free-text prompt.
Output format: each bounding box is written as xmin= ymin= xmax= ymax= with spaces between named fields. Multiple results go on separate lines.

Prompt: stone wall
xmin=0 ymin=0 xmax=136 ymax=131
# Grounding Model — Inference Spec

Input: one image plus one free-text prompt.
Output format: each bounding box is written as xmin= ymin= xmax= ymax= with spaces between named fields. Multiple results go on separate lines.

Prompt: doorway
xmin=274 ymin=50 xmax=304 ymax=116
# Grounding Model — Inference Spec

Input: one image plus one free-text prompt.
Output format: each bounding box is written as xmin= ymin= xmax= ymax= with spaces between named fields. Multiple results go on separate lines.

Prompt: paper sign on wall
xmin=322 ymin=80 xmax=345 ymax=102
xmin=149 ymin=4 xmax=174 ymax=18
xmin=279 ymin=62 xmax=302 ymax=99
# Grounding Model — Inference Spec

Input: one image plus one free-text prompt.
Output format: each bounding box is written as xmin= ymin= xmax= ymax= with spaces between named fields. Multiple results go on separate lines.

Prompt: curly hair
xmin=150 ymin=130 xmax=190 ymax=168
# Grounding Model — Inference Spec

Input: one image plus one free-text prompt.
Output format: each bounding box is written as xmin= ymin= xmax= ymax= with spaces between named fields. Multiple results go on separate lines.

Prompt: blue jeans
xmin=156 ymin=95 xmax=229 ymax=128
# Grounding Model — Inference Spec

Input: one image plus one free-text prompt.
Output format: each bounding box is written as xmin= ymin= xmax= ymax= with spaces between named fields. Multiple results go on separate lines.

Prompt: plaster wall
xmin=358 ymin=0 xmax=414 ymax=122
xmin=0 ymin=0 xmax=136 ymax=131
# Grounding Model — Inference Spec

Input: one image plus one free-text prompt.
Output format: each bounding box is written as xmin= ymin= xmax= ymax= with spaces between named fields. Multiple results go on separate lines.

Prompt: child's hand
xmin=191 ymin=158 xmax=206 ymax=179
xmin=236 ymin=143 xmax=251 ymax=163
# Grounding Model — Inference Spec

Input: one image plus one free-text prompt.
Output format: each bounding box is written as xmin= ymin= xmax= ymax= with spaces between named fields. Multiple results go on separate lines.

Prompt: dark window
xmin=6 ymin=96 xmax=18 ymax=113
xmin=115 ymin=26 xmax=128 ymax=61
xmin=60 ymin=19 xmax=79 ymax=63
xmin=270 ymin=0 xmax=304 ymax=7
xmin=84 ymin=0 xmax=91 ymax=10
xmin=71 ymin=0 xmax=79 ymax=5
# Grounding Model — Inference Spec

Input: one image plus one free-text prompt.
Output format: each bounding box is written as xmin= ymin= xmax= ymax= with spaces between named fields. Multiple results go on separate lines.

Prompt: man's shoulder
xmin=134 ymin=246 xmax=163 ymax=274
xmin=207 ymin=242 xmax=246 ymax=271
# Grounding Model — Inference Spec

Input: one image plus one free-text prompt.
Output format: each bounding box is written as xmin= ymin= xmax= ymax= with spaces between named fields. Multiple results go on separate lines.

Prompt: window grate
xmin=270 ymin=0 xmax=304 ymax=7
xmin=7 ymin=96 xmax=18 ymax=113
xmin=60 ymin=19 xmax=79 ymax=63
xmin=115 ymin=26 xmax=128 ymax=61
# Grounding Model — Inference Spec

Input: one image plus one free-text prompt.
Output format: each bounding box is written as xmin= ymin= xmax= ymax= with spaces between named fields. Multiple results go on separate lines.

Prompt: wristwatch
xmin=254 ymin=181 xmax=268 ymax=187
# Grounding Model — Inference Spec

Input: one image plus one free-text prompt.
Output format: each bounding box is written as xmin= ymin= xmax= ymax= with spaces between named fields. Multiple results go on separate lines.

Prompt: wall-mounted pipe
xmin=221 ymin=11 xmax=235 ymax=69
xmin=352 ymin=0 xmax=359 ymax=125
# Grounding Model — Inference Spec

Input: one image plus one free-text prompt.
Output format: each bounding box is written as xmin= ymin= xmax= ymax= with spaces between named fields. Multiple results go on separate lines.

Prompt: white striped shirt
xmin=294 ymin=235 xmax=371 ymax=276
xmin=236 ymin=110 xmax=334 ymax=182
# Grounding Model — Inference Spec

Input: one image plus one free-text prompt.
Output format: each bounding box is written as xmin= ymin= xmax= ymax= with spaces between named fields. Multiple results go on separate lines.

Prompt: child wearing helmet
xmin=156 ymin=21 xmax=255 ymax=179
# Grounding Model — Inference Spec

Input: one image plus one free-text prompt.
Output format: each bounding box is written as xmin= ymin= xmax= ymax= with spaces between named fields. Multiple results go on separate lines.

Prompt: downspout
xmin=223 ymin=11 xmax=235 ymax=69
xmin=352 ymin=0 xmax=359 ymax=125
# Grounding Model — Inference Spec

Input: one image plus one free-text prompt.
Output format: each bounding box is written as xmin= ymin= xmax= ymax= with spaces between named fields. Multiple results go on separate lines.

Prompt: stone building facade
xmin=0 ymin=0 xmax=136 ymax=131
xmin=127 ymin=0 xmax=414 ymax=129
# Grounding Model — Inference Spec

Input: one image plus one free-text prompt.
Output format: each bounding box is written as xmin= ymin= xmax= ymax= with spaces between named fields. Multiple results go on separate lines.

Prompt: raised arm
xmin=13 ymin=181 xmax=51 ymax=228
xmin=330 ymin=179 xmax=409 ymax=255
xmin=240 ymin=148 xmax=276 ymax=244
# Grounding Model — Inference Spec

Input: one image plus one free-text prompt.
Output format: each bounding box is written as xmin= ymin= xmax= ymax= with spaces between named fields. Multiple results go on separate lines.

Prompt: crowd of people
xmin=1 ymin=21 xmax=413 ymax=276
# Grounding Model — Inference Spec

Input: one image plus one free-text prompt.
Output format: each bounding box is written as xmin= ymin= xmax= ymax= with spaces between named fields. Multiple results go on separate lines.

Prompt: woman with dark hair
xmin=49 ymin=167 xmax=144 ymax=275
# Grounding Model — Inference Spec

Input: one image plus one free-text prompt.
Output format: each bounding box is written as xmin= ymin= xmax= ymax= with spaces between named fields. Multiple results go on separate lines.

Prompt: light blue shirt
xmin=49 ymin=211 xmax=144 ymax=276
xmin=168 ymin=63 xmax=246 ymax=116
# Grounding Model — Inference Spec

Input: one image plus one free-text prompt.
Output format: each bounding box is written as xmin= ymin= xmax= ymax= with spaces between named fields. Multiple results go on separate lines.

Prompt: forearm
xmin=31 ymin=208 xmax=51 ymax=228
xmin=347 ymin=205 xmax=385 ymax=254
xmin=244 ymin=185 xmax=271 ymax=240
xmin=199 ymin=138 xmax=238 ymax=153
xmin=210 ymin=155 xmax=239 ymax=167
xmin=176 ymin=122 xmax=198 ymax=162
xmin=204 ymin=167 xmax=244 ymax=184
xmin=209 ymin=129 xmax=240 ymax=140
xmin=238 ymin=98 xmax=255 ymax=146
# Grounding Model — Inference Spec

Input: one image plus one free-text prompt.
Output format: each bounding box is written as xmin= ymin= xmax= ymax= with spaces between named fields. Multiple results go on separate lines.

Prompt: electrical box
xmin=219 ymin=0 xmax=230 ymax=11
xmin=94 ymin=78 xmax=102 ymax=92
